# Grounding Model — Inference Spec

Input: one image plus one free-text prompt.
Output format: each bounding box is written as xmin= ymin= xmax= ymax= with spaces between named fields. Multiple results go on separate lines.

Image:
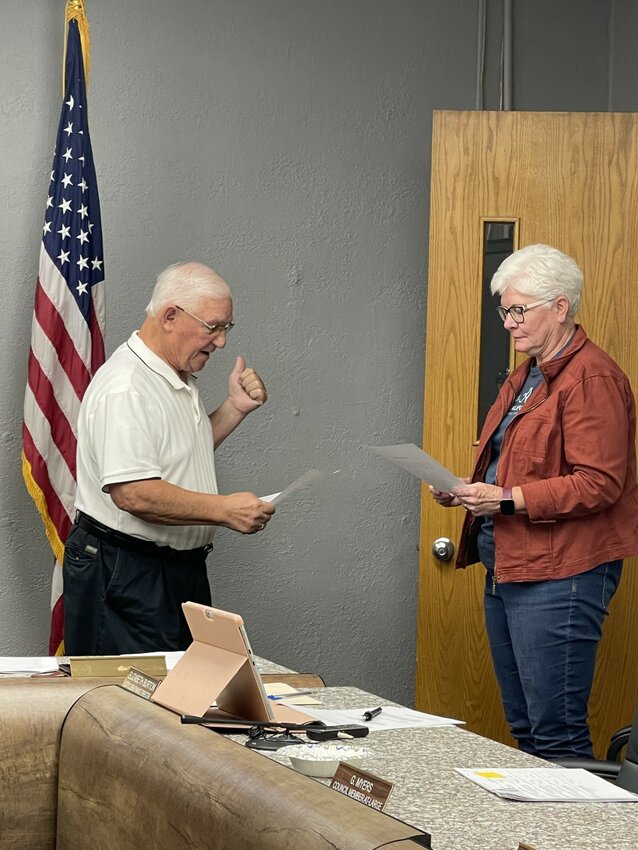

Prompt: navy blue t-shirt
xmin=476 ymin=362 xmax=543 ymax=569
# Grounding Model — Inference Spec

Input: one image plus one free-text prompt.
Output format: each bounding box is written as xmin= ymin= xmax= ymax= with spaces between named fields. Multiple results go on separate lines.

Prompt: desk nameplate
xmin=120 ymin=667 xmax=162 ymax=700
xmin=68 ymin=654 xmax=167 ymax=678
xmin=330 ymin=763 xmax=393 ymax=812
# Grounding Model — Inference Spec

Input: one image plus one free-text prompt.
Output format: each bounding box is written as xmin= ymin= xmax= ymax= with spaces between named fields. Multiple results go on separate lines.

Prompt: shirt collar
xmin=126 ymin=331 xmax=196 ymax=391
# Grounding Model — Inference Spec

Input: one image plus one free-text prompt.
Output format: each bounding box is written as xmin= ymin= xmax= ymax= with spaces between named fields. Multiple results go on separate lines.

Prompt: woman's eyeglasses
xmin=497 ymin=297 xmax=554 ymax=324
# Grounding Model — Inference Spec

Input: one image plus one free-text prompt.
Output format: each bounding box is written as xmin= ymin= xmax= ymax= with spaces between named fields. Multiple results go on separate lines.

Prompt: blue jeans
xmin=484 ymin=561 xmax=622 ymax=760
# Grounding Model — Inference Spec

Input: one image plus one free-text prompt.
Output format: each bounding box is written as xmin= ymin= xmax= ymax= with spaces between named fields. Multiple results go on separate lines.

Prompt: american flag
xmin=22 ymin=15 xmax=105 ymax=654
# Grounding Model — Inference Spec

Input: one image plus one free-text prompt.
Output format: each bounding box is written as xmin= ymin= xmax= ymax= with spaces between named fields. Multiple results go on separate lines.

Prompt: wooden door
xmin=416 ymin=110 xmax=638 ymax=756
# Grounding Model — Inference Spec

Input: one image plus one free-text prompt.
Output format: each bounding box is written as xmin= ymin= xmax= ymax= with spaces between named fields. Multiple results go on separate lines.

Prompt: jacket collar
xmin=537 ymin=324 xmax=587 ymax=381
xmin=502 ymin=325 xmax=586 ymax=401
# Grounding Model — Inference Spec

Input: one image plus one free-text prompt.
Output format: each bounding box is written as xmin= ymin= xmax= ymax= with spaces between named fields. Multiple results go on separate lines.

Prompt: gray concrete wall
xmin=1 ymin=0 xmax=632 ymax=705
xmin=609 ymin=0 xmax=638 ymax=112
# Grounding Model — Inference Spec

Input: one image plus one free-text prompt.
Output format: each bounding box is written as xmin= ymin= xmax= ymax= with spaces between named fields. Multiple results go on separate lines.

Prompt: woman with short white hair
xmin=431 ymin=243 xmax=638 ymax=760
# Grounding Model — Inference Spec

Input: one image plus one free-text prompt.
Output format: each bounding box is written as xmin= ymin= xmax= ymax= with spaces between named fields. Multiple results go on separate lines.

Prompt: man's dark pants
xmin=63 ymin=521 xmax=212 ymax=655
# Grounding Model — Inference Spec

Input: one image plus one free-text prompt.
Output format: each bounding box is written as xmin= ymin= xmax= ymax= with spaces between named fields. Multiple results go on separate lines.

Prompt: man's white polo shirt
xmin=75 ymin=331 xmax=218 ymax=550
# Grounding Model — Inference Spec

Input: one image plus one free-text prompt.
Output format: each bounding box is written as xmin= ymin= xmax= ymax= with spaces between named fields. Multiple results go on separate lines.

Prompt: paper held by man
xmin=367 ymin=444 xmax=462 ymax=493
xmin=260 ymin=468 xmax=341 ymax=505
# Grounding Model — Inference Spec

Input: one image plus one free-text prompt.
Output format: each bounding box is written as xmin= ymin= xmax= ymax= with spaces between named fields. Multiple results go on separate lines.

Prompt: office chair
xmin=554 ymin=702 xmax=638 ymax=793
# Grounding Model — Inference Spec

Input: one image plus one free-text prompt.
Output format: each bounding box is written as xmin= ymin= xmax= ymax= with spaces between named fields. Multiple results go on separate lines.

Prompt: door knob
xmin=432 ymin=537 xmax=455 ymax=562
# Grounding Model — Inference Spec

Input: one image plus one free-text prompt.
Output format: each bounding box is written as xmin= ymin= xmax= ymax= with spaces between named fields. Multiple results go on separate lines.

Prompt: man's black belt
xmin=75 ymin=511 xmax=213 ymax=561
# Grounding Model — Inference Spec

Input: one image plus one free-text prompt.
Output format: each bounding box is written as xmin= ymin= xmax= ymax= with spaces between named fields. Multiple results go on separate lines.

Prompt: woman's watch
xmin=500 ymin=487 xmax=516 ymax=516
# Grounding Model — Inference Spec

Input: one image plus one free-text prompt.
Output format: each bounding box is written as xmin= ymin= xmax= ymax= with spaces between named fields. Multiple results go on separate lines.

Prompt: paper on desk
xmin=299 ymin=705 xmax=464 ymax=731
xmin=367 ymin=444 xmax=462 ymax=493
xmin=456 ymin=767 xmax=638 ymax=802
xmin=260 ymin=468 xmax=340 ymax=506
xmin=101 ymin=649 xmax=183 ymax=671
xmin=163 ymin=651 xmax=183 ymax=671
xmin=0 ymin=657 xmax=60 ymax=674
xmin=265 ymin=682 xmax=300 ymax=696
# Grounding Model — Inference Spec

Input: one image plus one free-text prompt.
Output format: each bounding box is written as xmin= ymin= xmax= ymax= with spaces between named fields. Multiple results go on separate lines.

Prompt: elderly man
xmin=63 ymin=261 xmax=274 ymax=655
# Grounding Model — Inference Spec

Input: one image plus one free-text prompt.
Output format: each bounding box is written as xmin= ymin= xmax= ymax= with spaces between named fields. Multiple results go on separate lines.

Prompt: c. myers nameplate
xmin=330 ymin=763 xmax=393 ymax=811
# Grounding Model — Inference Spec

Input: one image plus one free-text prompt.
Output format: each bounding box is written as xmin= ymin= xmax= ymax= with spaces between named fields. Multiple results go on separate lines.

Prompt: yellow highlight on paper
xmin=475 ymin=771 xmax=505 ymax=779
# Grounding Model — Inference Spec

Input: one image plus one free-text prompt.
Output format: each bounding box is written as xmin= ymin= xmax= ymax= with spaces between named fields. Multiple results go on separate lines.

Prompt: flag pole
xmin=64 ymin=0 xmax=91 ymax=93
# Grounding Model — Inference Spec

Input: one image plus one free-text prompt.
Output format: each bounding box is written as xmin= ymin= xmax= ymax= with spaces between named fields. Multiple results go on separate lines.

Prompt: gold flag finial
xmin=63 ymin=0 xmax=91 ymax=93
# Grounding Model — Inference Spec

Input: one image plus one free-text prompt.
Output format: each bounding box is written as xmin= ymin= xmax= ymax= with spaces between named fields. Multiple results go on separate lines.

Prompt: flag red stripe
xmin=89 ymin=304 xmax=105 ymax=375
xmin=27 ymin=350 xmax=77 ymax=477
xmin=34 ymin=279 xmax=92 ymax=399
xmin=22 ymin=423 xmax=73 ymax=541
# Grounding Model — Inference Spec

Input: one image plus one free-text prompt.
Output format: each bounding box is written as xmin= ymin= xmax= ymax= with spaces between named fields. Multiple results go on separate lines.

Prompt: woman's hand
xmin=451 ymin=482 xmax=503 ymax=516
xmin=429 ymin=477 xmax=470 ymax=508
xmin=429 ymin=486 xmax=462 ymax=507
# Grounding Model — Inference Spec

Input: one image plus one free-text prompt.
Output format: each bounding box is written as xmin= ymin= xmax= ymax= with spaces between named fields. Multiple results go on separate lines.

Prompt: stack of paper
xmin=300 ymin=705 xmax=463 ymax=731
xmin=0 ymin=657 xmax=60 ymax=675
xmin=456 ymin=767 xmax=638 ymax=802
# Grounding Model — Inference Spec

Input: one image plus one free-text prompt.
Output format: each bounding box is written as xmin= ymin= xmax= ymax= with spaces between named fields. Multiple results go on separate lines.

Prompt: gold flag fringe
xmin=21 ymin=452 xmax=66 ymax=565
xmin=63 ymin=0 xmax=91 ymax=94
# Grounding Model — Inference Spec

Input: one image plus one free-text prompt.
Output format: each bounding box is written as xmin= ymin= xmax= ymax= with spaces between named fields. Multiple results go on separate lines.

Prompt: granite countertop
xmin=238 ymin=685 xmax=638 ymax=850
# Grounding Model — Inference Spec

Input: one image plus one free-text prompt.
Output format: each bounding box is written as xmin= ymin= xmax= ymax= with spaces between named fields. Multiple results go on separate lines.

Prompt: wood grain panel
xmin=0 ymin=678 xmax=120 ymax=850
xmin=417 ymin=110 xmax=638 ymax=755
xmin=56 ymin=685 xmax=429 ymax=850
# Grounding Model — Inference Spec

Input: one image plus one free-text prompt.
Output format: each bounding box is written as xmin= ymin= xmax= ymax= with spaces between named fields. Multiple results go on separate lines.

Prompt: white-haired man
xmin=63 ymin=261 xmax=274 ymax=654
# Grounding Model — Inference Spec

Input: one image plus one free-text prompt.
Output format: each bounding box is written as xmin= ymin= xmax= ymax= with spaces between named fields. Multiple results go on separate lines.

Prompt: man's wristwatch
xmin=500 ymin=487 xmax=515 ymax=516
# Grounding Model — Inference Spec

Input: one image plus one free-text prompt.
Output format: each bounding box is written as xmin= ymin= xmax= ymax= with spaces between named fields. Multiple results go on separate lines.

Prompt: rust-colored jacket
xmin=457 ymin=326 xmax=638 ymax=582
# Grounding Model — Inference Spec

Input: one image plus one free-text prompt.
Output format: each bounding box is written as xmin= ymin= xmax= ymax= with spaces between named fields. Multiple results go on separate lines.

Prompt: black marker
xmin=362 ymin=706 xmax=383 ymax=722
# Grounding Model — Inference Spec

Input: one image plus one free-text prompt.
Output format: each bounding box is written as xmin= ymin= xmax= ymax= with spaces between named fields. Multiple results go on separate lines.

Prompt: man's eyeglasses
xmin=497 ymin=297 xmax=554 ymax=324
xmin=175 ymin=304 xmax=234 ymax=337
